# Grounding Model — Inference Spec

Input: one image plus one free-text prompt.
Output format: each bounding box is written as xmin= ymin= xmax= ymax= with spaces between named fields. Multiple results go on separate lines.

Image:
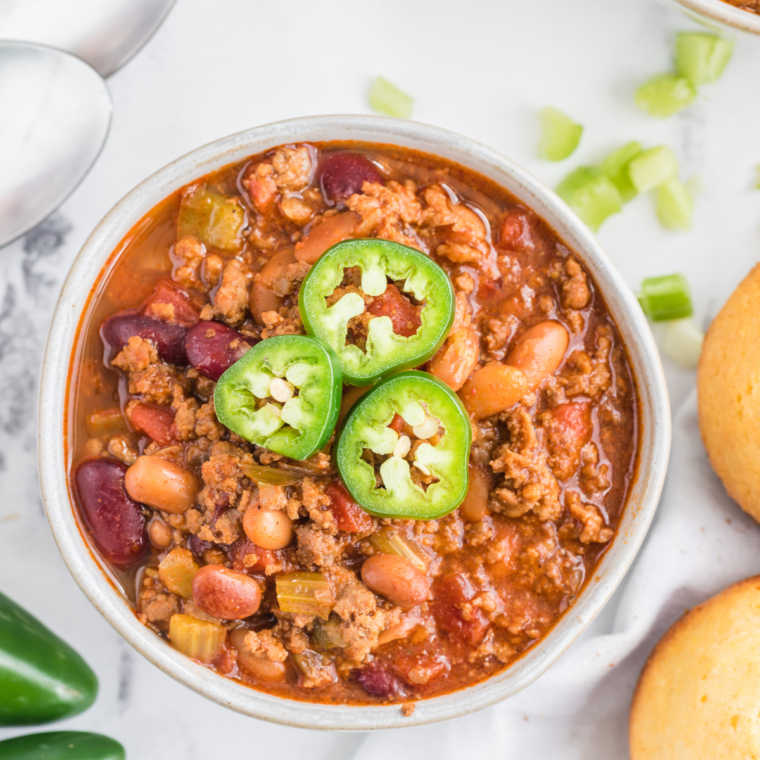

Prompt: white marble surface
xmin=0 ymin=0 xmax=759 ymax=756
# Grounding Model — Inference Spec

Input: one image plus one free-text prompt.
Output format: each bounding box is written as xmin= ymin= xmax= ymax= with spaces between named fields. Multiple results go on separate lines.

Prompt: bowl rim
xmin=664 ymin=0 xmax=760 ymax=36
xmin=38 ymin=114 xmax=671 ymax=731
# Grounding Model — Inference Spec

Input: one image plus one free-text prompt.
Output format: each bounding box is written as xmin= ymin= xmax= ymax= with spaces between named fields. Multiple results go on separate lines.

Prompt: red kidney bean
xmin=318 ymin=152 xmax=383 ymax=203
xmin=74 ymin=458 xmax=148 ymax=569
xmin=355 ymin=663 xmax=403 ymax=698
xmin=101 ymin=311 xmax=189 ymax=366
xmin=184 ymin=321 xmax=250 ymax=382
xmin=187 ymin=534 xmax=215 ymax=559
xmin=192 ymin=565 xmax=262 ymax=620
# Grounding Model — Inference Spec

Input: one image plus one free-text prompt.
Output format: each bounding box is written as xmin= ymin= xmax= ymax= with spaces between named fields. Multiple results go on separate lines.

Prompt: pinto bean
xmin=124 ymin=455 xmax=200 ymax=514
xmin=361 ymin=554 xmax=430 ymax=610
xmin=231 ymin=628 xmax=286 ymax=682
xmin=242 ymin=506 xmax=294 ymax=550
xmin=427 ymin=327 xmax=480 ymax=392
xmin=192 ymin=565 xmax=262 ymax=620
xmin=249 ymin=248 xmax=296 ymax=325
xmin=505 ymin=320 xmax=569 ymax=389
xmin=294 ymin=211 xmax=360 ymax=264
xmin=148 ymin=518 xmax=173 ymax=549
xmin=458 ymin=464 xmax=493 ymax=522
xmin=458 ymin=363 xmax=528 ymax=419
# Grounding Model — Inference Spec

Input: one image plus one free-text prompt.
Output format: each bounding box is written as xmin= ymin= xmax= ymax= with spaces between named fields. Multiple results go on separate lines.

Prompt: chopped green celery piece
xmin=656 ymin=178 xmax=693 ymax=230
xmin=367 ymin=527 xmax=431 ymax=572
xmin=369 ymin=77 xmax=413 ymax=119
xmin=638 ymin=274 xmax=693 ymax=322
xmin=556 ymin=167 xmax=623 ymax=232
xmin=276 ymin=572 xmax=334 ymax=619
xmin=177 ymin=185 xmax=246 ymax=252
xmin=675 ymin=32 xmax=734 ymax=86
xmin=635 ymin=74 xmax=697 ymax=118
xmin=628 ymin=146 xmax=679 ymax=193
xmin=169 ymin=614 xmax=226 ymax=664
xmin=660 ymin=317 xmax=704 ymax=369
xmin=600 ymin=141 xmax=644 ymax=203
xmin=537 ymin=107 xmax=583 ymax=162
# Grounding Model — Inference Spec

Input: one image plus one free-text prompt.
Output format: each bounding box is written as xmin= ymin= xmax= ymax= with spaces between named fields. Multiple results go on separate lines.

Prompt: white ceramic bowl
xmin=662 ymin=0 xmax=760 ymax=37
xmin=38 ymin=115 xmax=671 ymax=730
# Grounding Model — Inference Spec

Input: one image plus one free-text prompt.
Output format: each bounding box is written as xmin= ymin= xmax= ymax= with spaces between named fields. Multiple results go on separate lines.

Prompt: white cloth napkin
xmin=355 ymin=388 xmax=760 ymax=758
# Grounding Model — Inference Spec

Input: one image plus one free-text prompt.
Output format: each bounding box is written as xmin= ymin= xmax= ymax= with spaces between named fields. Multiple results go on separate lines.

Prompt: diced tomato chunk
xmin=128 ymin=403 xmax=176 ymax=446
xmin=392 ymin=646 xmax=451 ymax=688
xmin=498 ymin=209 xmax=538 ymax=253
xmin=367 ymin=284 xmax=421 ymax=337
xmin=143 ymin=279 xmax=201 ymax=327
xmin=549 ymin=401 xmax=593 ymax=449
xmin=228 ymin=539 xmax=293 ymax=574
xmin=432 ymin=573 xmax=489 ymax=647
xmin=326 ymin=480 xmax=373 ymax=533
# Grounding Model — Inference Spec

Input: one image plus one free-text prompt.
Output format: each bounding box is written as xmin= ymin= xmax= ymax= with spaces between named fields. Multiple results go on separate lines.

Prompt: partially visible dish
xmin=721 ymin=0 xmax=759 ymax=15
xmin=67 ymin=140 xmax=640 ymax=706
xmin=664 ymin=0 xmax=760 ymax=37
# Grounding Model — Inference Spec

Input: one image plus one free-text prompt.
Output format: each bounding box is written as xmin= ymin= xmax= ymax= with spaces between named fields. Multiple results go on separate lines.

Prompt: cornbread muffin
xmin=698 ymin=264 xmax=760 ymax=522
xmin=630 ymin=577 xmax=760 ymax=759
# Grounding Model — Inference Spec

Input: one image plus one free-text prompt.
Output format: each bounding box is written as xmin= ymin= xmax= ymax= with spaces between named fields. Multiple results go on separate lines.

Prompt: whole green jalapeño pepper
xmin=0 ymin=592 xmax=97 ymax=727
xmin=335 ymin=371 xmax=471 ymax=519
xmin=214 ymin=335 xmax=342 ymax=461
xmin=0 ymin=732 xmax=125 ymax=760
xmin=299 ymin=239 xmax=455 ymax=386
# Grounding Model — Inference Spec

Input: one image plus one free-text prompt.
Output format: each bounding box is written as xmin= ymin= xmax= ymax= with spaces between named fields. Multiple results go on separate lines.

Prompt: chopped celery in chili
xmin=299 ymin=239 xmax=455 ymax=385
xmin=638 ymin=274 xmax=693 ymax=322
xmin=178 ymin=185 xmax=246 ymax=252
xmin=600 ymin=141 xmax=644 ymax=203
xmin=656 ymin=178 xmax=693 ymax=230
xmin=369 ymin=77 xmax=413 ymax=119
xmin=335 ymin=371 xmax=471 ymax=519
xmin=214 ymin=335 xmax=342 ymax=461
xmin=276 ymin=572 xmax=333 ymax=619
xmin=675 ymin=32 xmax=733 ymax=86
xmin=537 ymin=107 xmax=583 ymax=162
xmin=556 ymin=167 xmax=623 ymax=232
xmin=635 ymin=74 xmax=696 ymax=118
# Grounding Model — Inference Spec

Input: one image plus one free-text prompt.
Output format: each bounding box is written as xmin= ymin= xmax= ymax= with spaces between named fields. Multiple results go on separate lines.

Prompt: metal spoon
xmin=0 ymin=0 xmax=177 ymax=78
xmin=0 ymin=42 xmax=112 ymax=247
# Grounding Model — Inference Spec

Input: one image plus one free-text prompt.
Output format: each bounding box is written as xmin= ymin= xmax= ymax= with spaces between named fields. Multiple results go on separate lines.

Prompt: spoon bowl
xmin=0 ymin=0 xmax=177 ymax=77
xmin=0 ymin=42 xmax=112 ymax=247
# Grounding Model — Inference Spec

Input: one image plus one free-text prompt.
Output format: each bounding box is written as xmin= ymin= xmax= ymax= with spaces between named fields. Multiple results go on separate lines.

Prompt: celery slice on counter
xmin=369 ymin=77 xmax=414 ymax=119
xmin=660 ymin=317 xmax=704 ymax=369
xmin=638 ymin=274 xmax=693 ymax=322
xmin=675 ymin=32 xmax=734 ymax=86
xmin=537 ymin=107 xmax=583 ymax=161
xmin=556 ymin=167 xmax=623 ymax=232
xmin=756 ymin=164 xmax=760 ymax=190
xmin=600 ymin=141 xmax=644 ymax=203
xmin=628 ymin=146 xmax=679 ymax=193
xmin=656 ymin=178 xmax=693 ymax=230
xmin=635 ymin=74 xmax=697 ymax=118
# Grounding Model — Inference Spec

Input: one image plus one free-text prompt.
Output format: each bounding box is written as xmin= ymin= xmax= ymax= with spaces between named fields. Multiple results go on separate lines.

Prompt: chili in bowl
xmin=661 ymin=0 xmax=760 ymax=37
xmin=39 ymin=116 xmax=670 ymax=729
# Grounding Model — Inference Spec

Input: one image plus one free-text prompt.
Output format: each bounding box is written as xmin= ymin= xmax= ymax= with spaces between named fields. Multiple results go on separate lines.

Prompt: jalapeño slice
xmin=214 ymin=335 xmax=342 ymax=461
xmin=335 ymin=371 xmax=471 ymax=519
xmin=299 ymin=239 xmax=455 ymax=386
